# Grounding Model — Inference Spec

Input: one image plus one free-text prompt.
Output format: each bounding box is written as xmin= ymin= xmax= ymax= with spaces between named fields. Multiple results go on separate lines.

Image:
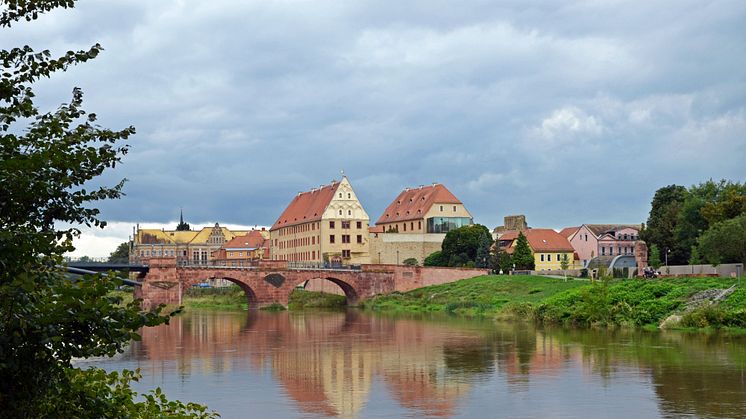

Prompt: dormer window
xmin=339 ymin=193 xmax=342 ymax=198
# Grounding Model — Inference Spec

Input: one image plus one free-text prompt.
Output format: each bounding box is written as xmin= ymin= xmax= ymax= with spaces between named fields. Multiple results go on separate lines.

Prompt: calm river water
xmin=83 ymin=310 xmax=746 ymax=418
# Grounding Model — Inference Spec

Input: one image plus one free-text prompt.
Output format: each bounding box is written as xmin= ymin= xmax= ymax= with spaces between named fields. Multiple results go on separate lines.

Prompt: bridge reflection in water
xmin=97 ymin=311 xmax=746 ymax=418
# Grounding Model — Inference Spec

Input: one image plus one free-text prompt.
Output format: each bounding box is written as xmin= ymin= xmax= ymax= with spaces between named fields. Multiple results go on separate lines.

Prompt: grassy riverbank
xmin=359 ymin=275 xmax=585 ymax=316
xmin=181 ymin=285 xmax=346 ymax=310
xmin=360 ymin=275 xmax=746 ymax=329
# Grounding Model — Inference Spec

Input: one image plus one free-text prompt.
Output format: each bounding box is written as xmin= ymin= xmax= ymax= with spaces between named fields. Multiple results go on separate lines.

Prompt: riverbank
xmin=360 ymin=275 xmax=746 ymax=330
xmin=181 ymin=285 xmax=345 ymax=310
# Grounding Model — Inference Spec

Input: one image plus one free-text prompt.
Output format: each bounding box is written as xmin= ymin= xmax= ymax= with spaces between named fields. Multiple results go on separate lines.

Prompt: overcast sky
xmin=6 ymin=1 xmax=745 ymax=256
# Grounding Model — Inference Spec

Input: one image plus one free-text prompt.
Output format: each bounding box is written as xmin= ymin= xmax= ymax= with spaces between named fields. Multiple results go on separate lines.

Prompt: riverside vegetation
xmin=360 ymin=275 xmax=746 ymax=330
xmin=182 ymin=285 xmax=346 ymax=310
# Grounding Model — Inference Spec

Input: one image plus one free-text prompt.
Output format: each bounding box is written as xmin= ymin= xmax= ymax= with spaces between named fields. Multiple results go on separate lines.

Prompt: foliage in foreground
xmin=0 ymin=1 xmax=213 ymax=416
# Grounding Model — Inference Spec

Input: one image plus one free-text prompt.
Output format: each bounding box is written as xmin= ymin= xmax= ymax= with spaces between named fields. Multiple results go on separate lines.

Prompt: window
xmin=403 ymin=223 xmax=407 ymax=232
xmin=453 ymin=205 xmax=456 ymax=212
xmin=348 ymin=193 xmax=351 ymax=199
xmin=342 ymin=249 xmax=350 ymax=258
xmin=356 ymin=235 xmax=362 ymax=243
xmin=229 ymin=251 xmax=233 ymax=257
xmin=348 ymin=210 xmax=352 ymax=216
xmin=410 ymin=222 xmax=414 ymax=230
xmin=329 ymin=221 xmax=335 ymax=229
xmin=541 ymin=254 xmax=545 ymax=262
xmin=557 ymin=254 xmax=561 ymax=261
xmin=339 ymin=209 xmax=342 ymax=215
xmin=426 ymin=217 xmax=473 ymax=233
xmin=342 ymin=221 xmax=350 ymax=229
xmin=601 ymin=247 xmax=606 ymax=255
xmin=339 ymin=193 xmax=342 ymax=198
xmin=329 ymin=235 xmax=335 ymax=244
xmin=418 ymin=221 xmax=421 ymax=230
xmin=342 ymin=235 xmax=350 ymax=243
xmin=312 ymin=236 xmax=315 ymax=245
xmin=440 ymin=205 xmax=444 ymax=211
xmin=356 ymin=221 xmax=362 ymax=229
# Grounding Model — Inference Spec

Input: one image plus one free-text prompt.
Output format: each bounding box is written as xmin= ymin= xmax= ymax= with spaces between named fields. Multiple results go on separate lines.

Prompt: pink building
xmin=563 ymin=224 xmax=643 ymax=267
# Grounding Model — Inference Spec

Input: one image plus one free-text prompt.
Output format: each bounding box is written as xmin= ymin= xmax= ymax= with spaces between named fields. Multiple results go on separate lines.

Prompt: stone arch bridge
xmin=134 ymin=258 xmax=488 ymax=310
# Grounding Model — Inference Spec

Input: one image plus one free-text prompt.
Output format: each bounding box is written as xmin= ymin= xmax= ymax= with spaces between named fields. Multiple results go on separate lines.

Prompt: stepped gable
xmin=559 ymin=227 xmax=579 ymax=238
xmin=376 ymin=183 xmax=461 ymax=224
xmin=585 ymin=224 xmax=640 ymax=237
xmin=272 ymin=181 xmax=341 ymax=230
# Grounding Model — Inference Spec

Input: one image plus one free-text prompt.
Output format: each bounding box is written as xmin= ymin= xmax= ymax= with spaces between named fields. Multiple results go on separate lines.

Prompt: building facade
xmin=369 ymin=184 xmax=473 ymax=265
xmin=131 ymin=222 xmax=249 ymax=265
xmin=375 ymin=183 xmax=472 ymax=234
xmin=565 ymin=224 xmax=642 ymax=267
xmin=270 ymin=176 xmax=371 ymax=264
xmin=211 ymin=229 xmax=270 ymax=266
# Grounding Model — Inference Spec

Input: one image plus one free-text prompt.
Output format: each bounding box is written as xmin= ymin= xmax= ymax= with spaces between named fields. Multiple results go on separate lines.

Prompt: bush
xmin=424 ymin=251 xmax=448 ymax=266
xmin=402 ymin=258 xmax=419 ymax=266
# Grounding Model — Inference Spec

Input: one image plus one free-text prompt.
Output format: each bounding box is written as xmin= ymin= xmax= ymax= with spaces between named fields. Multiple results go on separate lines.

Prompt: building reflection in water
xmin=127 ymin=310 xmax=746 ymax=418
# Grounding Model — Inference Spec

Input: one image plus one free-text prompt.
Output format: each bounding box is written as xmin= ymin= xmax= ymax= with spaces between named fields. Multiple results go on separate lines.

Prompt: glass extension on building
xmin=426 ymin=217 xmax=473 ymax=233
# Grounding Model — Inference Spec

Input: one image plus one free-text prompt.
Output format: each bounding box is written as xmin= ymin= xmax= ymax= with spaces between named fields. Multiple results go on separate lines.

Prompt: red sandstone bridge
xmin=132 ymin=258 xmax=488 ymax=310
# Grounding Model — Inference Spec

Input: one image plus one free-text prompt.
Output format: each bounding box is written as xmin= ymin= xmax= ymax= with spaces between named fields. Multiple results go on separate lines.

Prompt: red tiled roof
xmin=271 ymin=181 xmax=341 ymax=230
xmin=376 ymin=183 xmax=462 ymax=224
xmin=369 ymin=225 xmax=384 ymax=233
xmin=524 ymin=229 xmax=575 ymax=252
xmin=503 ymin=229 xmax=574 ymax=253
xmin=559 ymin=227 xmax=579 ymax=238
xmin=223 ymin=230 xmax=268 ymax=250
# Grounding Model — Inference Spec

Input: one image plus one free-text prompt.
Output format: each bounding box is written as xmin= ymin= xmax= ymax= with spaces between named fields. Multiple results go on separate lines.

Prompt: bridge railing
xmin=176 ymin=259 xmax=261 ymax=269
xmin=287 ymin=261 xmax=362 ymax=271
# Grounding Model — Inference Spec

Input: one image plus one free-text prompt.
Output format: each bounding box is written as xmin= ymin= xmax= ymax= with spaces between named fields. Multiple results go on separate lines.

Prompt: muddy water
xmin=83 ymin=310 xmax=746 ymax=418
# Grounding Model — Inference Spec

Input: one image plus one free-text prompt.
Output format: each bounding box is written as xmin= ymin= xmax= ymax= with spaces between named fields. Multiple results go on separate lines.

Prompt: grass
xmin=183 ymin=285 xmax=249 ymax=310
xmin=288 ymin=289 xmax=347 ymax=310
xmin=360 ymin=274 xmax=746 ymax=329
xmin=359 ymin=275 xmax=585 ymax=316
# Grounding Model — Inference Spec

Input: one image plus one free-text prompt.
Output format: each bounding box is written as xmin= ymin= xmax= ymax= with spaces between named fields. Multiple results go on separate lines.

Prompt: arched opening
xmin=291 ymin=277 xmax=359 ymax=308
xmin=184 ymin=277 xmax=258 ymax=309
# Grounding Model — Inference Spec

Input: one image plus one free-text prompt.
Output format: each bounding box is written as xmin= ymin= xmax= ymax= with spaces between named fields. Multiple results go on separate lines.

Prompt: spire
xmin=176 ymin=208 xmax=190 ymax=231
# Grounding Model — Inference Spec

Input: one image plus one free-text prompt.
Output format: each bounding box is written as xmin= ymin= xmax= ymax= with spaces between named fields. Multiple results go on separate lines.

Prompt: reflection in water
xmin=89 ymin=310 xmax=746 ymax=418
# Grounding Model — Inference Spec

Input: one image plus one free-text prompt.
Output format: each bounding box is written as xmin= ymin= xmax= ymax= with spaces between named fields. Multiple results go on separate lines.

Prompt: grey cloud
xmin=7 ymin=0 xmax=745 ymax=233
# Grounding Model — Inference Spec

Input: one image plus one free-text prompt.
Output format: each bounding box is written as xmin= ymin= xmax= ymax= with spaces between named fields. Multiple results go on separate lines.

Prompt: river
xmin=81 ymin=309 xmax=746 ymax=418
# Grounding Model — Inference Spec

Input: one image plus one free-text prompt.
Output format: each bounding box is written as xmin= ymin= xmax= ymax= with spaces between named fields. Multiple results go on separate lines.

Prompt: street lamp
xmin=396 ymin=250 xmax=399 ymax=265
xmin=665 ymin=247 xmax=671 ymax=267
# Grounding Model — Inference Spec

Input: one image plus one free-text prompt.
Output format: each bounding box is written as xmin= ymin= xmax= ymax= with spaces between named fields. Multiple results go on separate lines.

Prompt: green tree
xmin=441 ymin=224 xmax=492 ymax=267
xmin=649 ymin=244 xmax=662 ymax=269
xmin=0 ymin=2 xmax=213 ymax=416
xmin=512 ymin=232 xmax=535 ymax=270
xmin=424 ymin=250 xmax=447 ymax=267
xmin=641 ymin=185 xmax=687 ymax=264
xmin=688 ymin=245 xmax=701 ymax=265
xmin=108 ymin=241 xmax=130 ymax=262
xmin=475 ymin=231 xmax=492 ymax=268
xmin=402 ymin=257 xmax=418 ymax=266
xmin=696 ymin=213 xmax=746 ymax=265
xmin=560 ymin=254 xmax=570 ymax=271
xmin=497 ymin=250 xmax=513 ymax=273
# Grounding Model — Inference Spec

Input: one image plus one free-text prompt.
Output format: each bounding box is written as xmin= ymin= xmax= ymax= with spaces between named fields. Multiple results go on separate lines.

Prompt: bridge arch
xmin=299 ymin=276 xmax=359 ymax=305
xmin=188 ymin=275 xmax=259 ymax=308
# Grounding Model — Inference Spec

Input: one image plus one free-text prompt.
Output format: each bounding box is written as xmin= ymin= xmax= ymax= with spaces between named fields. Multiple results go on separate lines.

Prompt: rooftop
xmin=376 ymin=183 xmax=463 ymax=224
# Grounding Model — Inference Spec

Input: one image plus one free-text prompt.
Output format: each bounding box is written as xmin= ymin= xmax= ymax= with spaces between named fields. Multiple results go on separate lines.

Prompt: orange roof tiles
xmin=376 ymin=184 xmax=461 ymax=224
xmin=223 ymin=230 xmax=268 ymax=250
xmin=559 ymin=227 xmax=579 ymax=238
xmin=271 ymin=181 xmax=340 ymax=230
xmin=523 ymin=229 xmax=575 ymax=252
xmin=503 ymin=229 xmax=575 ymax=253
xmin=368 ymin=225 xmax=384 ymax=233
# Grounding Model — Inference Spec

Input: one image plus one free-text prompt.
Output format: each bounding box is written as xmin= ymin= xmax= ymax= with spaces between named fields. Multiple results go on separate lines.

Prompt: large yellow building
xmin=131 ymin=222 xmax=249 ymax=265
xmin=270 ymin=176 xmax=371 ymax=264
